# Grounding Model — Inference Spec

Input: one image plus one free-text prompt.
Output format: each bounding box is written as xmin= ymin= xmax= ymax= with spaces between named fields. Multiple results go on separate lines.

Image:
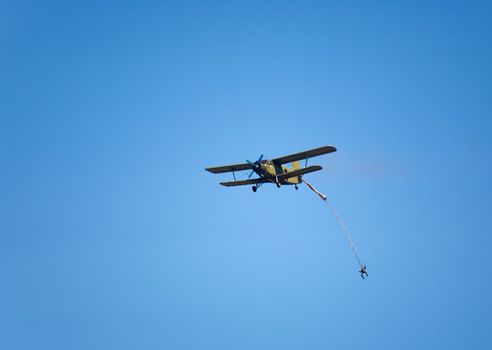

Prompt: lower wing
xmin=220 ymin=178 xmax=270 ymax=187
xmin=277 ymin=165 xmax=322 ymax=180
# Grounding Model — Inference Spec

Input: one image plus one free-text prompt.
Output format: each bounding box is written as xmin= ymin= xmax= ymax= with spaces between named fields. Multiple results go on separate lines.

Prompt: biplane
xmin=205 ymin=145 xmax=337 ymax=192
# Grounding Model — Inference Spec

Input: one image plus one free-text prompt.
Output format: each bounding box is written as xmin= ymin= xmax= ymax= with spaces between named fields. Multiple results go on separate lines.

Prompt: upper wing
xmin=277 ymin=165 xmax=322 ymax=180
xmin=205 ymin=162 xmax=253 ymax=174
xmin=272 ymin=145 xmax=337 ymax=165
xmin=220 ymin=178 xmax=270 ymax=187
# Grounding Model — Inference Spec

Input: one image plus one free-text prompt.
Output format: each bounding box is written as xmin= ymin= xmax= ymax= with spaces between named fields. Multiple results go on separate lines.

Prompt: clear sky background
xmin=1 ymin=1 xmax=492 ymax=349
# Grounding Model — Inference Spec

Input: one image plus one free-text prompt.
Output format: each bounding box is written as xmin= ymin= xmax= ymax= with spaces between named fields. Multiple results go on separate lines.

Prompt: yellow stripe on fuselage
xmin=260 ymin=163 xmax=301 ymax=184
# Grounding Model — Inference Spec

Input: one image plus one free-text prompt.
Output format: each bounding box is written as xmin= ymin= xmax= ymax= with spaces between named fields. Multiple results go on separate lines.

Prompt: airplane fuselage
xmin=254 ymin=160 xmax=301 ymax=185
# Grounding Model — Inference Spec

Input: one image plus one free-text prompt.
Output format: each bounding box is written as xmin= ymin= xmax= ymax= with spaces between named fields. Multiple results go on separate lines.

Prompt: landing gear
xmin=275 ymin=176 xmax=281 ymax=188
xmin=252 ymin=183 xmax=264 ymax=192
xmin=295 ymin=184 xmax=299 ymax=190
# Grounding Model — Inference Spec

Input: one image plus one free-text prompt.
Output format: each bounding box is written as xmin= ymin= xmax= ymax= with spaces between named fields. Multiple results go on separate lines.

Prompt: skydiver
xmin=359 ymin=265 xmax=368 ymax=279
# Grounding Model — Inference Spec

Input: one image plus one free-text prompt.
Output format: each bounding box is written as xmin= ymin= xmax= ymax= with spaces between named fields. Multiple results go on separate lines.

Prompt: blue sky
xmin=1 ymin=1 xmax=492 ymax=349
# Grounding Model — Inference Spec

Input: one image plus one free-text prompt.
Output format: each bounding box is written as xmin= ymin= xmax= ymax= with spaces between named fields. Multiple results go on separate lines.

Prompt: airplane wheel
xmin=252 ymin=186 xmax=257 ymax=192
xmin=295 ymin=185 xmax=299 ymax=190
xmin=276 ymin=183 xmax=281 ymax=188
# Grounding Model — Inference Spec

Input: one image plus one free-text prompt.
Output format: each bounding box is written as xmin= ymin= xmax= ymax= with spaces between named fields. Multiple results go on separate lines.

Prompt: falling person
xmin=359 ymin=265 xmax=369 ymax=279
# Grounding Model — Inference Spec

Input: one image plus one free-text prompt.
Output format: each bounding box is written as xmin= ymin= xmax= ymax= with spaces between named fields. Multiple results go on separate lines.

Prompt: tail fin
xmin=292 ymin=161 xmax=301 ymax=170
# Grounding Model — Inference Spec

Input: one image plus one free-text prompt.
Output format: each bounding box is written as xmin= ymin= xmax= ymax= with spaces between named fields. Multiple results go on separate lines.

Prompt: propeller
xmin=247 ymin=154 xmax=264 ymax=178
